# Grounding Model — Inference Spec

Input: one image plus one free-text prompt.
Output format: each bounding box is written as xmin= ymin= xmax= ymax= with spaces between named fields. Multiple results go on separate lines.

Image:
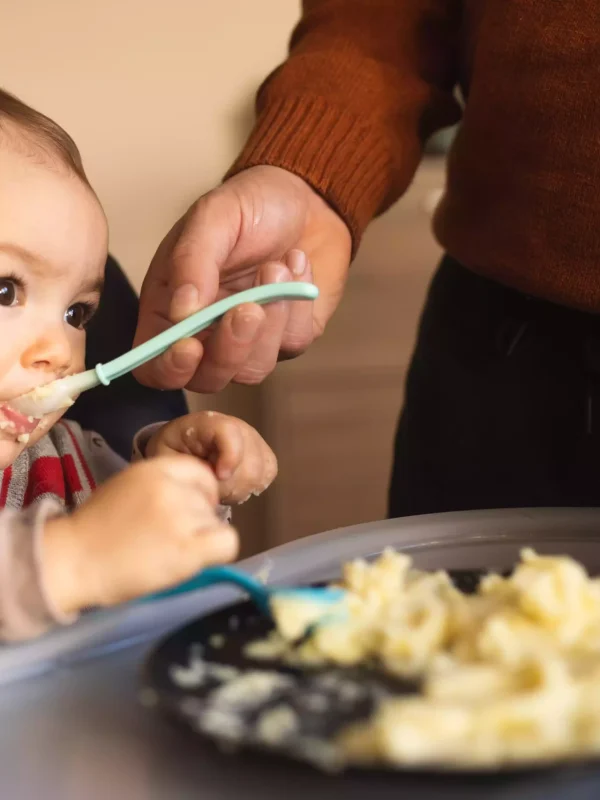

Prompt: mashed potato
xmin=248 ymin=548 xmax=600 ymax=768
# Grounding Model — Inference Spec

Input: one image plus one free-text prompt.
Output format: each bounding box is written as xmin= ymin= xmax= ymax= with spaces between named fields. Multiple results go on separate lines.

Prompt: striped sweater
xmin=0 ymin=420 xmax=229 ymax=642
xmin=0 ymin=421 xmax=124 ymax=512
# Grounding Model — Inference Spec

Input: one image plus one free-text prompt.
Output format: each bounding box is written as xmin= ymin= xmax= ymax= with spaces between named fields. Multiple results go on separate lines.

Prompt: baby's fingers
xmin=151 ymin=455 xmax=220 ymax=504
xmin=216 ymin=435 xmax=269 ymax=504
xmin=180 ymin=415 xmax=245 ymax=481
xmin=207 ymin=421 xmax=245 ymax=481
xmin=190 ymin=523 xmax=239 ymax=566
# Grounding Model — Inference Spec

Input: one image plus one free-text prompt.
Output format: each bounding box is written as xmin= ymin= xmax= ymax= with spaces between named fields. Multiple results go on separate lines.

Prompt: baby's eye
xmin=65 ymin=302 xmax=93 ymax=330
xmin=0 ymin=278 xmax=20 ymax=308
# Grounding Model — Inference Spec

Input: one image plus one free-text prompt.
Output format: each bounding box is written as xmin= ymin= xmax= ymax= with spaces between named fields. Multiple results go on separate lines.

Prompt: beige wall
xmin=0 ymin=1 xmax=303 ymax=553
xmin=1 ymin=2 xmax=446 ymax=552
xmin=0 ymin=0 xmax=299 ymax=288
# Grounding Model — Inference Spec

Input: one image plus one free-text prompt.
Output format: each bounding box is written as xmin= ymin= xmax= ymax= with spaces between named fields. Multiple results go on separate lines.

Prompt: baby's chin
xmin=0 ymin=412 xmax=61 ymax=469
xmin=0 ymin=437 xmax=28 ymax=470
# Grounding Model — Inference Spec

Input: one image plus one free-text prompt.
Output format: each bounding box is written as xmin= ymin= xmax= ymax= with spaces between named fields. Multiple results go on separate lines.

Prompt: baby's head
xmin=0 ymin=89 xmax=108 ymax=468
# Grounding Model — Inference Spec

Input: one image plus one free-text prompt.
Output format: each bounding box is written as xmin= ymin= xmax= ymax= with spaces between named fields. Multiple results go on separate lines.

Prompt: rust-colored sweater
xmin=230 ymin=0 xmax=600 ymax=312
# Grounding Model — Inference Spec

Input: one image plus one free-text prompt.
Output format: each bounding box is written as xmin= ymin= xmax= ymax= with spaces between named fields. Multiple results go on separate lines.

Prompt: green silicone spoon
xmin=8 ymin=282 xmax=318 ymax=418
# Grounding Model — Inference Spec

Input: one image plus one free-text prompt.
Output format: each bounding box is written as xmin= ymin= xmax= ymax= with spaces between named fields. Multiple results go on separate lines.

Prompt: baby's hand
xmin=43 ymin=456 xmax=238 ymax=613
xmin=146 ymin=412 xmax=278 ymax=505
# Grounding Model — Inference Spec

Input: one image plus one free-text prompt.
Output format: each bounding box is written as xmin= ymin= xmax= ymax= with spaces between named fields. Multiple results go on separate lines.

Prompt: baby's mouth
xmin=0 ymin=405 xmax=40 ymax=441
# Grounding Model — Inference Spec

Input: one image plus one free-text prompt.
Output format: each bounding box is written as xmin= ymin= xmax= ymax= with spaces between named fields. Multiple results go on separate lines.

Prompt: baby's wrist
xmin=133 ymin=422 xmax=170 ymax=460
xmin=42 ymin=517 xmax=99 ymax=615
xmin=143 ymin=417 xmax=191 ymax=459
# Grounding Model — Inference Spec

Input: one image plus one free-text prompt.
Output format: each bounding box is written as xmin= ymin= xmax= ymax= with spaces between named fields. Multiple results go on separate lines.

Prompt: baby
xmin=0 ymin=88 xmax=277 ymax=641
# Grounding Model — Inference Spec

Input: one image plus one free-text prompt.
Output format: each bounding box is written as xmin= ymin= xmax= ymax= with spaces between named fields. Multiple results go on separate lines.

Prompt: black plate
xmin=140 ymin=570 xmax=600 ymax=777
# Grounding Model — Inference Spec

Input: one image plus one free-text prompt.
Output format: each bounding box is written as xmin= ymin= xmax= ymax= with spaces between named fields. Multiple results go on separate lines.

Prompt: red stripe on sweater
xmin=23 ymin=457 xmax=66 ymax=508
xmin=59 ymin=421 xmax=96 ymax=491
xmin=60 ymin=454 xmax=82 ymax=507
xmin=0 ymin=466 xmax=12 ymax=508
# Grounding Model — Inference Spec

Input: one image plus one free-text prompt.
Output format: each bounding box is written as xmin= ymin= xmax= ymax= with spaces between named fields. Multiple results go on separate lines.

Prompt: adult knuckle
xmin=235 ymin=362 xmax=274 ymax=386
xmin=170 ymin=234 xmax=200 ymax=275
xmin=285 ymin=326 xmax=315 ymax=354
xmin=186 ymin=371 xmax=228 ymax=395
xmin=195 ymin=187 xmax=243 ymax=252
xmin=279 ymin=338 xmax=312 ymax=361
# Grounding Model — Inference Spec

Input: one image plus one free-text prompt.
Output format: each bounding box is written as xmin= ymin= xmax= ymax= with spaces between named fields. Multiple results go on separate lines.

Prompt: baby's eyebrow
xmin=0 ymin=241 xmax=69 ymax=281
xmin=0 ymin=242 xmax=48 ymax=269
xmin=0 ymin=242 xmax=104 ymax=297
xmin=79 ymin=277 xmax=104 ymax=297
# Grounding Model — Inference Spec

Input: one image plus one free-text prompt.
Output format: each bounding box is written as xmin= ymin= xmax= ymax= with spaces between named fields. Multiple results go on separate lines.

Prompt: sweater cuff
xmin=226 ymin=95 xmax=393 ymax=252
xmin=131 ymin=422 xmax=166 ymax=462
xmin=35 ymin=502 xmax=79 ymax=629
xmin=0 ymin=500 xmax=76 ymax=641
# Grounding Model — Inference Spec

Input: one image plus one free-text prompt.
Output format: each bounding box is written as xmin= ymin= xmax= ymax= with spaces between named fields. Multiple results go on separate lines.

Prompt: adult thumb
xmin=132 ymin=207 xmax=221 ymax=389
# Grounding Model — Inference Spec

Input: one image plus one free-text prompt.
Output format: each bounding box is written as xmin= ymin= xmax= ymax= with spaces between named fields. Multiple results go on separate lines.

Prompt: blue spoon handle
xmin=100 ymin=282 xmax=318 ymax=383
xmin=148 ymin=566 xmax=271 ymax=611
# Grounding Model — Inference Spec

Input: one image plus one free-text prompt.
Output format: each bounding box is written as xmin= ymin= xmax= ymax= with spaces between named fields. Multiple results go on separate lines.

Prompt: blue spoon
xmin=146 ymin=565 xmax=345 ymax=619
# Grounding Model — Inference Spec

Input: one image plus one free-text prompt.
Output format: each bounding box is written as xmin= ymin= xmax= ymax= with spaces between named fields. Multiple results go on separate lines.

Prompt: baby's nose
xmin=20 ymin=327 xmax=72 ymax=375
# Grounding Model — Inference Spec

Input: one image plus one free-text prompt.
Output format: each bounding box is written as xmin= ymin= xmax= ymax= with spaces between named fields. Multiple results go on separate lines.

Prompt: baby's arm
xmin=0 ymin=501 xmax=73 ymax=641
xmin=0 ymin=457 xmax=238 ymax=642
xmin=77 ymin=424 xmax=233 ymax=522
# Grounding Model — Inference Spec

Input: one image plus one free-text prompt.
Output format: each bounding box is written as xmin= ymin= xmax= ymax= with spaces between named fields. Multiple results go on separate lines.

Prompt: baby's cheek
xmin=71 ymin=344 xmax=86 ymax=375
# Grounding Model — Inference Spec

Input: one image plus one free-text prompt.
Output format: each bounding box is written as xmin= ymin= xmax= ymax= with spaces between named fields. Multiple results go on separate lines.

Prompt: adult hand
xmin=133 ymin=166 xmax=352 ymax=393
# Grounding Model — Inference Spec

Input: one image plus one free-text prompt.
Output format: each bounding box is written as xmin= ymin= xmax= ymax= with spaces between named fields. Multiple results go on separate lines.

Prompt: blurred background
xmin=0 ymin=0 xmax=452 ymax=556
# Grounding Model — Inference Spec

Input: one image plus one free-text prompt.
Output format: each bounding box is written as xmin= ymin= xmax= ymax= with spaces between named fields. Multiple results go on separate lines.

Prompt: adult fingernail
xmin=286 ymin=249 xmax=307 ymax=277
xmin=170 ymin=284 xmax=199 ymax=321
xmin=231 ymin=308 xmax=262 ymax=341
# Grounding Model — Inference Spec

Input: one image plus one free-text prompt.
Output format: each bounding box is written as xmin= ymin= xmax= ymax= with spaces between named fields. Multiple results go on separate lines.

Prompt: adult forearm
xmin=228 ymin=0 xmax=462 ymax=250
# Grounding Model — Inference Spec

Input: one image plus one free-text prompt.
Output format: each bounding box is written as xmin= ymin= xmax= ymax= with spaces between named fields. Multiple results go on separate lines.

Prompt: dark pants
xmin=389 ymin=256 xmax=600 ymax=518
xmin=65 ymin=255 xmax=188 ymax=460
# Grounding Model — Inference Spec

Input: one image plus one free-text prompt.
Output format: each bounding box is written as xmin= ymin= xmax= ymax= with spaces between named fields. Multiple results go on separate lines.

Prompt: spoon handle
xmin=97 ymin=282 xmax=318 ymax=384
xmin=148 ymin=565 xmax=271 ymax=611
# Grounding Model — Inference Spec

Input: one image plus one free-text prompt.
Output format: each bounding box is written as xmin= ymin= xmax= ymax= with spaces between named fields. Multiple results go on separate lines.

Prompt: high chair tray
xmin=2 ymin=508 xmax=600 ymax=800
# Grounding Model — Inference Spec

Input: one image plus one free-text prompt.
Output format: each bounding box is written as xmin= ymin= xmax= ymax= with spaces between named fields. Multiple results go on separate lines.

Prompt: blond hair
xmin=0 ymin=87 xmax=89 ymax=184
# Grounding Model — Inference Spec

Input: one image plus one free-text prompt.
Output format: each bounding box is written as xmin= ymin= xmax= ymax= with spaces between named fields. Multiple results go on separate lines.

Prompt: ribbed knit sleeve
xmin=227 ymin=0 xmax=462 ymax=248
